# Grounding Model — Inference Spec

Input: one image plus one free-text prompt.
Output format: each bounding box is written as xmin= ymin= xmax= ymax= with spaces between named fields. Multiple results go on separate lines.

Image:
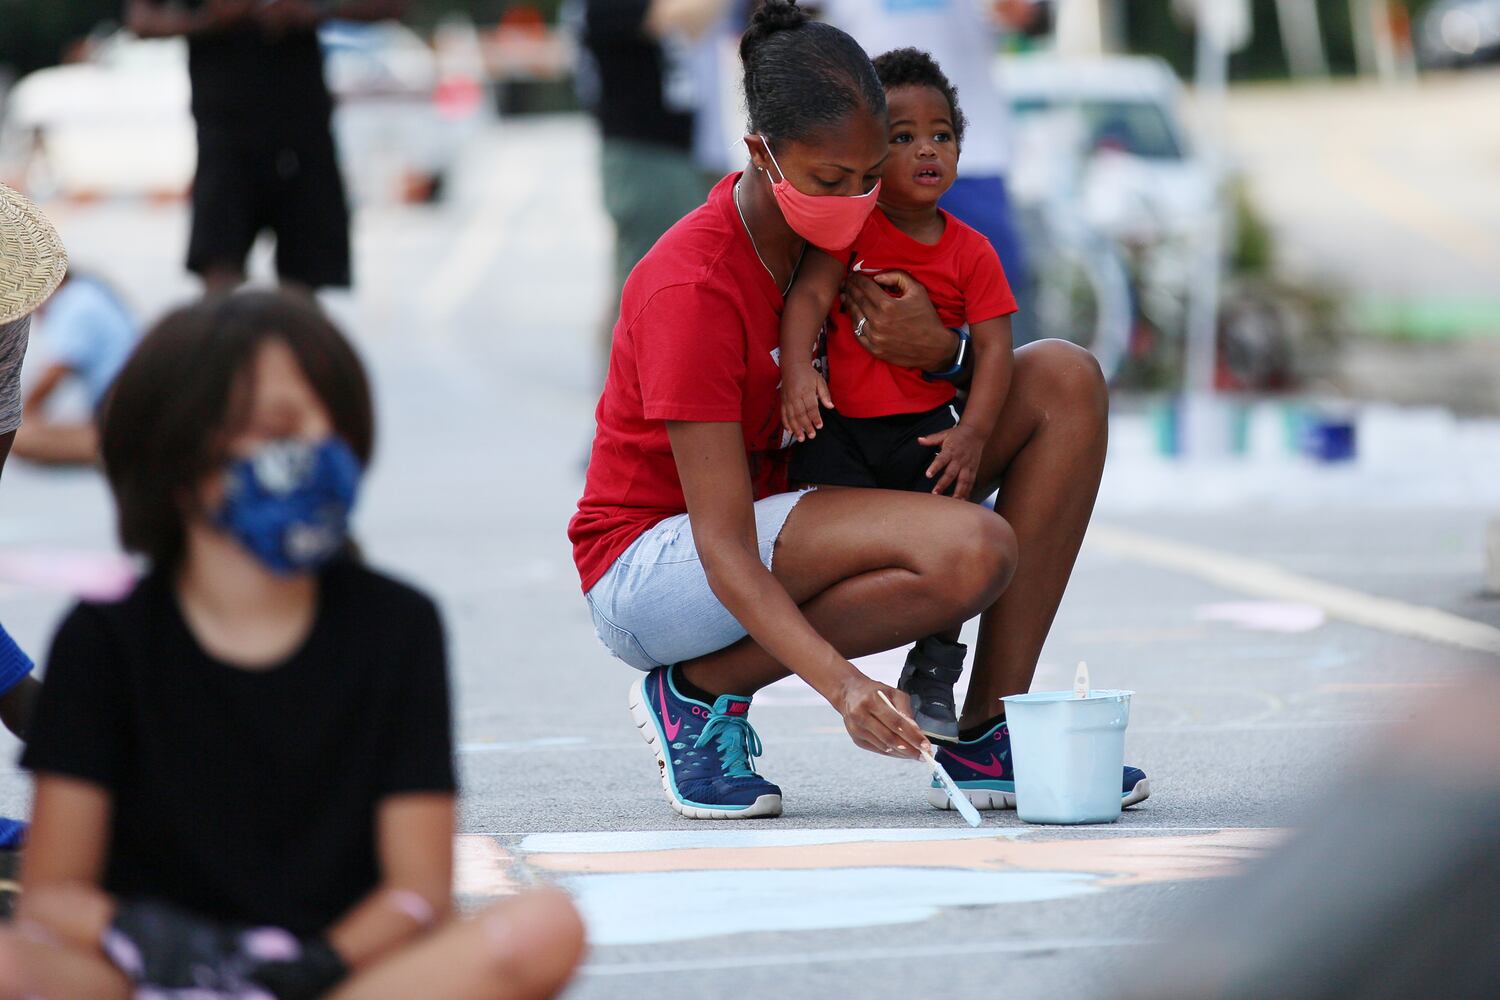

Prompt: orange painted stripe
xmin=522 ymin=829 xmax=1284 ymax=887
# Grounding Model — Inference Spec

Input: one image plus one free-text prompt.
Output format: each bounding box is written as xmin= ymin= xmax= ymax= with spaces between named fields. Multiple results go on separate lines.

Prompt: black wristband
xmin=922 ymin=327 xmax=969 ymax=383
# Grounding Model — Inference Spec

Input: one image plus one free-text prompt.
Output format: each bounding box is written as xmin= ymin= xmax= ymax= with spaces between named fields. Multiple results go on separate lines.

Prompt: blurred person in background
xmin=817 ymin=0 xmax=1047 ymax=341
xmin=1127 ymin=675 xmax=1500 ymax=1000
xmin=0 ymin=181 xmax=68 ymax=751
xmin=572 ymin=0 xmax=725 ymax=370
xmin=682 ymin=0 xmax=755 ymax=180
xmin=124 ymin=0 xmax=409 ymax=294
xmin=11 ymin=273 xmax=137 ymax=467
xmin=14 ymin=292 xmax=585 ymax=999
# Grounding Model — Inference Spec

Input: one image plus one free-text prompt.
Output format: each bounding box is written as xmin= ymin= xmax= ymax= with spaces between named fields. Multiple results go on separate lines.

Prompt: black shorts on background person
xmin=184 ymin=2 xmax=347 ymax=289
xmin=190 ymin=126 xmax=351 ymax=292
xmin=127 ymin=1 xmax=410 ymax=292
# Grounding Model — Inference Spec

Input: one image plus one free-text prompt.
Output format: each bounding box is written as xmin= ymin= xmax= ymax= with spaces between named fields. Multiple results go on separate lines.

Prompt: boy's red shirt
xmin=826 ymin=208 xmax=1016 ymax=418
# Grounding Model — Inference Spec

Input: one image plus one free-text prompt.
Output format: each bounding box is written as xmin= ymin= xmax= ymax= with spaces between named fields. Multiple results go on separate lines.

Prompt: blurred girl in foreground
xmin=14 ymin=292 xmax=583 ymax=999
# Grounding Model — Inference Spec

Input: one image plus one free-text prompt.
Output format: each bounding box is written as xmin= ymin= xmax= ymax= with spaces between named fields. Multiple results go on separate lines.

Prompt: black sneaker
xmin=897 ymin=636 xmax=966 ymax=742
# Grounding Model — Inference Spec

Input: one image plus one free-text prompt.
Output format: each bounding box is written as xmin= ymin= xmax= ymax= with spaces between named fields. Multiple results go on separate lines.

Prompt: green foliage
xmin=0 ymin=0 xmax=122 ymax=76
xmin=1230 ymin=179 xmax=1274 ymax=276
xmin=1124 ymin=0 xmax=1443 ymax=81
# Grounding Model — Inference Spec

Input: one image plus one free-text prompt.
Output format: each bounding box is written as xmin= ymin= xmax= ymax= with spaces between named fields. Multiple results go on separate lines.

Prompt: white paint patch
xmin=584 ymin=936 xmax=1149 ymax=975
xmin=1195 ymin=601 xmax=1327 ymax=633
xmin=458 ymin=736 xmax=587 ymax=754
xmin=517 ymin=827 xmax=1024 ymax=855
xmin=1089 ymin=525 xmax=1500 ymax=656
xmin=565 ymin=867 xmax=1099 ymax=946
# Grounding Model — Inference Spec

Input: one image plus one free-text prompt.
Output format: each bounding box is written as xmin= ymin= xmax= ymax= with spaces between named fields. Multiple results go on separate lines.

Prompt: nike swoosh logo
xmin=943 ymin=751 xmax=1006 ymax=777
xmin=658 ymin=672 xmax=682 ymax=742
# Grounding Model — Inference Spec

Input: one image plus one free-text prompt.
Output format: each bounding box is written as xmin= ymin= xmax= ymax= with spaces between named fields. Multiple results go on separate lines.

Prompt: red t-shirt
xmin=570 ymin=174 xmax=790 ymax=592
xmin=827 ymin=209 xmax=1017 ymax=418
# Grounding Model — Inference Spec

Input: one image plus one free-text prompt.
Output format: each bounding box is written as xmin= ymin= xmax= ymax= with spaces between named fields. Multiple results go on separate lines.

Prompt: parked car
xmin=0 ymin=22 xmax=488 ymax=202
xmin=997 ymin=54 xmax=1321 ymax=393
xmin=1415 ymin=0 xmax=1500 ymax=69
xmin=999 ymin=53 xmax=1216 ymax=247
xmin=0 ymin=36 xmax=194 ymax=198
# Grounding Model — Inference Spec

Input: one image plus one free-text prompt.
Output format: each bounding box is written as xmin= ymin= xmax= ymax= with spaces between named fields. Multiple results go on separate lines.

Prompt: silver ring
xmin=854 ymin=317 xmax=867 ymax=338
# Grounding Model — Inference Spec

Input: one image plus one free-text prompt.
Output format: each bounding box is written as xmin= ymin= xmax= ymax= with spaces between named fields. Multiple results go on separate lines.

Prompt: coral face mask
xmin=760 ymin=135 xmax=880 ymax=253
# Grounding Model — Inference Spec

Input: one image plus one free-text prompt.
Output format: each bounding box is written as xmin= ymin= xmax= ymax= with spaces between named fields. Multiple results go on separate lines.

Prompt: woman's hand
xmin=919 ymin=423 xmax=986 ymax=498
xmin=836 ymin=674 xmax=931 ymax=759
xmin=780 ymin=365 xmax=833 ymax=443
xmin=843 ymin=271 xmax=959 ymax=372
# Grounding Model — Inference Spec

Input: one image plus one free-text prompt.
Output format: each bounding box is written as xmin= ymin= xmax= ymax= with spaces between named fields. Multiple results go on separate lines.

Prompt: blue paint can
xmin=1301 ymin=412 xmax=1357 ymax=463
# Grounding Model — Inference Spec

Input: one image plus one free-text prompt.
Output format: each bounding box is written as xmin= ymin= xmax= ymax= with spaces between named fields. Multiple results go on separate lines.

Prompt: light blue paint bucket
xmin=1001 ymin=689 xmax=1133 ymax=825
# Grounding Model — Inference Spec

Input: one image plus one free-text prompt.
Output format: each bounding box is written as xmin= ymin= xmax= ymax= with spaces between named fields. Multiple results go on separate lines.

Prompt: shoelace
xmin=694 ymin=712 xmax=763 ymax=779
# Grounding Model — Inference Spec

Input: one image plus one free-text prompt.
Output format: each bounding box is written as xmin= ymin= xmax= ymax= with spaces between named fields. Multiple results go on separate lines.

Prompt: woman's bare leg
xmin=681 ymin=487 xmax=1017 ymax=697
xmin=962 ymin=339 xmax=1110 ymax=727
xmin=14 ymin=885 xmax=130 ymax=999
xmin=327 ymin=888 xmax=585 ymax=1000
xmin=0 ymin=931 xmax=24 ymax=1000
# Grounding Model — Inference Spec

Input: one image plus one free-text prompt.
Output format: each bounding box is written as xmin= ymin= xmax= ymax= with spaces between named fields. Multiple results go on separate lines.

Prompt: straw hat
xmin=0 ymin=181 xmax=68 ymax=326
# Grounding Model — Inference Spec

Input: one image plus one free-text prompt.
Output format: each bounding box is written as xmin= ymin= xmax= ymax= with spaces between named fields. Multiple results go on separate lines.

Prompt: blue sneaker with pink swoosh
xmin=929 ymin=720 xmax=1150 ymax=811
xmin=628 ymin=666 xmax=783 ymax=819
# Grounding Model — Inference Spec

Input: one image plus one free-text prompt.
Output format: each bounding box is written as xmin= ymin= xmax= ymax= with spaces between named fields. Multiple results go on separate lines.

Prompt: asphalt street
xmin=1 ymin=118 xmax=1497 ymax=999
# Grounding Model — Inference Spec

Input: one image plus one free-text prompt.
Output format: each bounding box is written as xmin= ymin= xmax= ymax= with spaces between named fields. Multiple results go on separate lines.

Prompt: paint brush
xmin=1074 ymin=660 xmax=1091 ymax=699
xmin=878 ymin=692 xmax=983 ymax=828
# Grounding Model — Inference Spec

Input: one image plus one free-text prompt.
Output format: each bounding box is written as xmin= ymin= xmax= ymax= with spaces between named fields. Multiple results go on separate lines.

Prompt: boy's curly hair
xmin=872 ymin=47 xmax=968 ymax=149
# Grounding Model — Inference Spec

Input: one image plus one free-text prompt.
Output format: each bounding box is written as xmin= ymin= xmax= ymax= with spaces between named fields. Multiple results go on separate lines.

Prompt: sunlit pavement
xmin=1224 ymin=68 xmax=1500 ymax=310
xmin=2 ymin=118 xmax=1498 ymax=999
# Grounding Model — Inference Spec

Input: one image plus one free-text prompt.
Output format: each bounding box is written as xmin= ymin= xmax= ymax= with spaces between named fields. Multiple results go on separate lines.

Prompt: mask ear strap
xmin=757 ymin=134 xmax=786 ymax=183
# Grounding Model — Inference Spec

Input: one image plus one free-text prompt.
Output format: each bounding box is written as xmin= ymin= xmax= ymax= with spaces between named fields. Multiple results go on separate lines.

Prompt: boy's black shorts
xmin=788 ymin=400 xmax=962 ymax=493
xmin=187 ymin=127 xmax=351 ymax=290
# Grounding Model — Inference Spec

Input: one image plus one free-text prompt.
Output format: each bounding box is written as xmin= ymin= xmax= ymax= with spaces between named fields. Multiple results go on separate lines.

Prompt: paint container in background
xmin=1278 ymin=401 xmax=1362 ymax=464
xmin=1002 ymin=690 xmax=1133 ymax=825
xmin=1292 ymin=405 xmax=1358 ymax=463
xmin=1150 ymin=396 xmax=1250 ymax=459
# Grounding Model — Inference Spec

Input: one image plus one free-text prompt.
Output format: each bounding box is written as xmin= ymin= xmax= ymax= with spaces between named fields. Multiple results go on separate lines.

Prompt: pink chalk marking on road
xmin=453 ymin=836 xmax=521 ymax=898
xmin=0 ymin=549 xmax=137 ymax=601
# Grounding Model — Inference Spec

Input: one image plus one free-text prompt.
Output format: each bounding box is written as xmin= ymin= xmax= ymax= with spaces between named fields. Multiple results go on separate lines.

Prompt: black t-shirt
xmin=171 ymin=0 xmax=334 ymax=139
xmin=578 ymin=0 xmax=694 ymax=150
xmin=21 ymin=561 xmax=455 ymax=937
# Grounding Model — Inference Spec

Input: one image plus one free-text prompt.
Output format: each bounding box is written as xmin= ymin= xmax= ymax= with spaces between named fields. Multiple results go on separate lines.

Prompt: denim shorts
xmin=584 ymin=490 xmax=811 ymax=671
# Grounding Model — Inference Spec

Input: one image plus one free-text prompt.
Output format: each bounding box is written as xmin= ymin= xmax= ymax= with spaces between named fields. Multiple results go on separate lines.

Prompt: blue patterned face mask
xmin=215 ymin=437 xmax=361 ymax=575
